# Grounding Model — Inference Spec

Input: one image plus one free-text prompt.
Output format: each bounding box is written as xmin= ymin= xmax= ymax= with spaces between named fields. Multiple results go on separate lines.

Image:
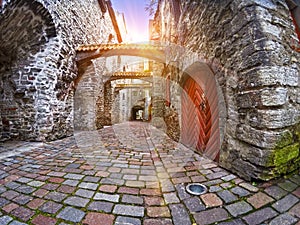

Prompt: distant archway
xmin=131 ymin=105 xmax=144 ymax=121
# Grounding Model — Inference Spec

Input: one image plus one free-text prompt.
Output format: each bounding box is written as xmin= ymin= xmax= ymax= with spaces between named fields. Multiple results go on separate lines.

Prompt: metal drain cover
xmin=186 ymin=183 xmax=208 ymax=195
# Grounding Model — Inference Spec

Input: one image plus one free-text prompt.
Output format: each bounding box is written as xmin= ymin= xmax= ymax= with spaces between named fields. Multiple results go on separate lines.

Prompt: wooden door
xmin=181 ymin=76 xmax=220 ymax=161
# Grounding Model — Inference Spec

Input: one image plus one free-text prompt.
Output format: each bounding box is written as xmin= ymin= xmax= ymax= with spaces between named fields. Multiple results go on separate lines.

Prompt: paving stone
xmin=11 ymin=206 xmax=34 ymax=222
xmin=117 ymin=187 xmax=139 ymax=195
xmin=239 ymin=182 xmax=259 ymax=192
xmin=217 ymin=190 xmax=238 ymax=203
xmin=48 ymin=177 xmax=65 ymax=183
xmin=0 ymin=197 xmax=10 ymax=207
xmin=88 ymin=201 xmax=114 ymax=213
xmin=75 ymin=189 xmax=95 ymax=198
xmin=62 ymin=179 xmax=80 ymax=187
xmin=144 ymin=196 xmax=164 ymax=206
xmin=45 ymin=191 xmax=67 ymax=202
xmin=272 ymin=194 xmax=299 ymax=213
xmin=231 ymin=186 xmax=251 ymax=197
xmin=175 ymin=184 xmax=191 ymax=200
xmin=13 ymin=194 xmax=33 ymax=205
xmin=17 ymin=177 xmax=33 ymax=184
xmin=82 ymin=212 xmax=114 ymax=225
xmin=57 ymin=207 xmax=86 ymax=223
xmin=32 ymin=189 xmax=49 ymax=198
xmin=95 ymin=171 xmax=110 ymax=177
xmin=221 ymin=174 xmax=237 ymax=182
xmin=200 ymin=193 xmax=223 ymax=207
xmin=2 ymin=203 xmax=19 ymax=213
xmin=64 ymin=196 xmax=90 ymax=207
xmin=143 ymin=218 xmax=173 ymax=225
xmin=109 ymin=173 xmax=122 ymax=179
xmin=27 ymin=198 xmax=46 ymax=209
xmin=289 ymin=174 xmax=300 ymax=185
xmin=125 ymin=180 xmax=145 ymax=187
xmin=5 ymin=182 xmax=21 ymax=189
xmin=0 ymin=215 xmax=13 ymax=225
xmin=247 ymin=192 xmax=274 ymax=209
xmin=66 ymin=163 xmax=81 ymax=169
xmin=269 ymin=213 xmax=298 ymax=225
xmin=264 ymin=185 xmax=288 ymax=200
xmin=2 ymin=190 xmax=20 ymax=200
xmin=183 ymin=196 xmax=205 ymax=213
xmin=31 ymin=214 xmax=57 ymax=225
xmin=289 ymin=202 xmax=300 ymax=218
xmin=122 ymin=194 xmax=143 ymax=205
xmin=278 ymin=180 xmax=298 ymax=192
xmin=113 ymin=204 xmax=144 ymax=217
xmin=8 ymin=221 xmax=27 ymax=225
xmin=140 ymin=188 xmax=161 ymax=196
xmin=39 ymin=201 xmax=63 ymax=214
xmin=225 ymin=201 xmax=253 ymax=217
xmin=123 ymin=174 xmax=138 ymax=180
xmin=292 ymin=187 xmax=300 ymax=198
xmin=101 ymin=178 xmax=125 ymax=186
xmin=194 ymin=207 xmax=229 ymax=225
xmin=16 ymin=185 xmax=36 ymax=194
xmin=64 ymin=173 xmax=84 ymax=180
xmin=42 ymin=183 xmax=59 ymax=191
xmin=163 ymin=192 xmax=180 ymax=204
xmin=115 ymin=216 xmax=141 ymax=225
xmin=28 ymin=181 xmax=45 ymax=187
xmin=169 ymin=204 xmax=191 ymax=225
xmin=147 ymin=206 xmax=171 ymax=218
xmin=94 ymin=193 xmax=120 ymax=202
xmin=203 ymin=179 xmax=223 ymax=186
xmin=243 ymin=207 xmax=278 ymax=225
xmin=219 ymin=219 xmax=246 ymax=225
xmin=83 ymin=176 xmax=101 ymax=183
xmin=99 ymin=185 xmax=118 ymax=193
xmin=47 ymin=172 xmax=66 ymax=177
xmin=0 ymin=186 xmax=7 ymax=194
xmin=79 ymin=182 xmax=99 ymax=190
xmin=58 ymin=185 xmax=76 ymax=194
xmin=161 ymin=179 xmax=175 ymax=192
xmin=207 ymin=171 xmax=229 ymax=180
xmin=209 ymin=185 xmax=223 ymax=192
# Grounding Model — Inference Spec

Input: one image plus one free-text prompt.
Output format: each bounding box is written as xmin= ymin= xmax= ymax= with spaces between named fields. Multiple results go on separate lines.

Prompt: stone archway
xmin=180 ymin=62 xmax=225 ymax=162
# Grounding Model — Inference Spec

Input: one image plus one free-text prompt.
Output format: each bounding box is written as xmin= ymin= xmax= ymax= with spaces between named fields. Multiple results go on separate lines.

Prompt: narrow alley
xmin=0 ymin=122 xmax=299 ymax=224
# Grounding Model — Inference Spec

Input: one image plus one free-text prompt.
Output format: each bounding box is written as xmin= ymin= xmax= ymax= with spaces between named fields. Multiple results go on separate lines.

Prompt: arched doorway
xmin=181 ymin=63 xmax=221 ymax=161
xmin=131 ymin=105 xmax=144 ymax=121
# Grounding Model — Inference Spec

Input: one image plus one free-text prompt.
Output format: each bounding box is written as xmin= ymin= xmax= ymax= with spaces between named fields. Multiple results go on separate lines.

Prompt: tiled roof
xmin=76 ymin=43 xmax=164 ymax=52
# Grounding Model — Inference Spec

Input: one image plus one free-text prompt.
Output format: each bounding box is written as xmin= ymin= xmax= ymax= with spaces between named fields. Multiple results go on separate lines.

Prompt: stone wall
xmin=0 ymin=0 xmax=118 ymax=141
xmin=154 ymin=0 xmax=300 ymax=180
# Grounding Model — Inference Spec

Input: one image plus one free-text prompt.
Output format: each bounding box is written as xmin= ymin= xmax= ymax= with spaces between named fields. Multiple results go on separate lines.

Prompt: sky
xmin=111 ymin=0 xmax=152 ymax=43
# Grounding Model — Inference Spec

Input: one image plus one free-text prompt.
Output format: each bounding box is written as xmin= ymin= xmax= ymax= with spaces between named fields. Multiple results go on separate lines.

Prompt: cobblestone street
xmin=0 ymin=122 xmax=299 ymax=225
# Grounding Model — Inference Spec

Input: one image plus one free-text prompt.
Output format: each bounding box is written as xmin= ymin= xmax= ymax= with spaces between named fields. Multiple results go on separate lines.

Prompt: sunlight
xmin=128 ymin=29 xmax=149 ymax=43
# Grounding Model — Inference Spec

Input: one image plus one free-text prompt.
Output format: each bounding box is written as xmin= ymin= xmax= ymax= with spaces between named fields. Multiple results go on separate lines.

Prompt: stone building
xmin=150 ymin=0 xmax=300 ymax=180
xmin=0 ymin=0 xmax=299 ymax=181
xmin=0 ymin=0 xmax=123 ymax=140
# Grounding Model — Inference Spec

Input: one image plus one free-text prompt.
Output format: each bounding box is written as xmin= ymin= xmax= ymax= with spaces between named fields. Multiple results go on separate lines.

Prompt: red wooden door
xmin=181 ymin=76 xmax=220 ymax=161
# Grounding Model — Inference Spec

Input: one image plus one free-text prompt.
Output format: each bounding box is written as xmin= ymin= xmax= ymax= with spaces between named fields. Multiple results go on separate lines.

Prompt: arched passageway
xmin=131 ymin=105 xmax=145 ymax=121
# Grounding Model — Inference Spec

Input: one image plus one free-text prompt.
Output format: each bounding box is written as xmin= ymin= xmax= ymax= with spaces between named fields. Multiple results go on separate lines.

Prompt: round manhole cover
xmin=186 ymin=183 xmax=208 ymax=195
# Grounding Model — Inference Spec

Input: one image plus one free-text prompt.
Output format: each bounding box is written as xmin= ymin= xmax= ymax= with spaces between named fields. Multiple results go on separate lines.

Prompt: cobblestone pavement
xmin=0 ymin=122 xmax=299 ymax=225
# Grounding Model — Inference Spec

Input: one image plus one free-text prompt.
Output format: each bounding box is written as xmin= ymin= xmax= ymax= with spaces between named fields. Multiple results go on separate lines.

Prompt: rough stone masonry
xmin=152 ymin=0 xmax=300 ymax=180
xmin=0 ymin=0 xmax=299 ymax=181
